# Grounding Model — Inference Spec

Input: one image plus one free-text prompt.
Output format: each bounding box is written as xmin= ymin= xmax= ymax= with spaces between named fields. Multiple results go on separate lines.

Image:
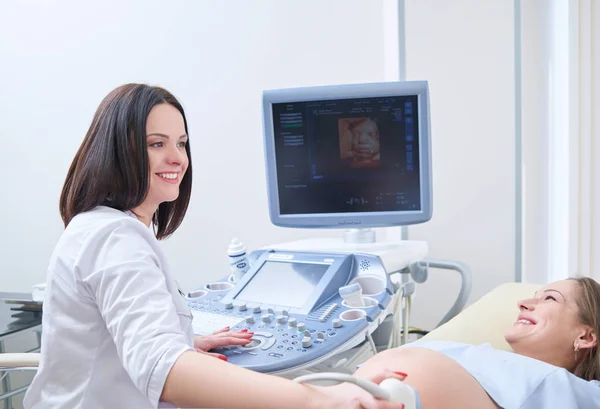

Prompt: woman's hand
xmin=193 ymin=326 xmax=253 ymax=360
xmin=316 ymin=368 xmax=409 ymax=409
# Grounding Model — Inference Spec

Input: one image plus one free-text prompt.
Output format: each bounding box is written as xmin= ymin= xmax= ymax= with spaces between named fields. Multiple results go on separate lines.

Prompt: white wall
xmin=403 ymin=0 xmax=517 ymax=330
xmin=0 ymin=0 xmax=386 ymax=292
xmin=0 ymin=0 xmax=520 ymax=333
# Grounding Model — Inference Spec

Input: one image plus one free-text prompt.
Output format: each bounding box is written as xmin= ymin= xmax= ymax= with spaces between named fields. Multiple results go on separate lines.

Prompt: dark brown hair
xmin=59 ymin=83 xmax=192 ymax=239
xmin=568 ymin=276 xmax=600 ymax=381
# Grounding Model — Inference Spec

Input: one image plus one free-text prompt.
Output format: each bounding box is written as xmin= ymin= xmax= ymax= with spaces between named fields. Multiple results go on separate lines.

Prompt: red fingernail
xmin=394 ymin=371 xmax=408 ymax=377
xmin=218 ymin=355 xmax=228 ymax=361
xmin=241 ymin=329 xmax=248 ymax=333
xmin=224 ymin=326 xmax=230 ymax=330
xmin=248 ymin=332 xmax=254 ymax=336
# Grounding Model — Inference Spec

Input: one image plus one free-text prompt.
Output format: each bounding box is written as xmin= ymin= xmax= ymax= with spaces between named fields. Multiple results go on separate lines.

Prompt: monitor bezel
xmin=262 ymin=81 xmax=432 ymax=229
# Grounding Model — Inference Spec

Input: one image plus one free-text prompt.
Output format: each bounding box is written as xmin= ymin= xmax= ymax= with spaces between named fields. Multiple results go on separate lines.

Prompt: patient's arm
xmin=352 ymin=347 xmax=501 ymax=409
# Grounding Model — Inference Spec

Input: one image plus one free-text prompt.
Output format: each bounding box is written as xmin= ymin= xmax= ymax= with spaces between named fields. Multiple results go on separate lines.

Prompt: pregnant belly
xmin=354 ymin=346 xmax=500 ymax=409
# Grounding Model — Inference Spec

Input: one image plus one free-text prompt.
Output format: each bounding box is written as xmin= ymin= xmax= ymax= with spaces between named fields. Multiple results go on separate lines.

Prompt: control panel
xmin=185 ymin=249 xmax=393 ymax=374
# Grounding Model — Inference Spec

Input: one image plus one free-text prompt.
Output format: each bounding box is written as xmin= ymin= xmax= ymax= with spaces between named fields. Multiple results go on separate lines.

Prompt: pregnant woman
xmin=343 ymin=277 xmax=600 ymax=408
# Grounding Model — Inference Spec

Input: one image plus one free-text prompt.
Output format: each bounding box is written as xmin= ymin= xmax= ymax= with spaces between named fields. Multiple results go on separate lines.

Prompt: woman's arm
xmin=161 ymin=351 xmax=339 ymax=409
xmin=162 ymin=351 xmax=408 ymax=409
xmin=82 ymin=222 xmax=404 ymax=409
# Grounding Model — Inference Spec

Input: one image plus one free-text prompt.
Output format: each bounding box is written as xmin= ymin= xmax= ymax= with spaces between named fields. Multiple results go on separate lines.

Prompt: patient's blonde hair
xmin=568 ymin=277 xmax=600 ymax=381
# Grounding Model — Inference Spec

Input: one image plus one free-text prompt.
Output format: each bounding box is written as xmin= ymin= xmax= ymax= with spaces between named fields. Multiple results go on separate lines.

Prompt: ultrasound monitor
xmin=261 ymin=81 xmax=432 ymax=229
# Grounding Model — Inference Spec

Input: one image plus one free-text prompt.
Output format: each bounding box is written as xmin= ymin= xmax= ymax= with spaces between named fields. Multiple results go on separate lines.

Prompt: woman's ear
xmin=578 ymin=327 xmax=598 ymax=350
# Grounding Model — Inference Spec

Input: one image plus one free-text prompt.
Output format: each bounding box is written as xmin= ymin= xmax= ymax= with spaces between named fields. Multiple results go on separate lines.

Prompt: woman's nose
xmin=518 ymin=298 xmax=536 ymax=311
xmin=166 ymin=145 xmax=185 ymax=165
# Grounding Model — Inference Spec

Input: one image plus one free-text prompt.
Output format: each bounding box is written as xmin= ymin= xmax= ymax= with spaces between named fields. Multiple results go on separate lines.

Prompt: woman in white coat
xmin=23 ymin=83 xmax=406 ymax=409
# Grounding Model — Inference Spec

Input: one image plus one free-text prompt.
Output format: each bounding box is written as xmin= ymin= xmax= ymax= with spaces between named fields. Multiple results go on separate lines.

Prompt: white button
xmin=333 ymin=319 xmax=342 ymax=328
xmin=297 ymin=322 xmax=306 ymax=332
xmin=301 ymin=336 xmax=313 ymax=348
xmin=245 ymin=316 xmax=255 ymax=324
xmin=261 ymin=314 xmax=272 ymax=323
xmin=288 ymin=318 xmax=297 ymax=327
xmin=276 ymin=315 xmax=287 ymax=324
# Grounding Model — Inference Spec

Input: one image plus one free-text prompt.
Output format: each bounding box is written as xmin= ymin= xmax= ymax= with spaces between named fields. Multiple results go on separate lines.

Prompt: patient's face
xmin=505 ymin=280 xmax=582 ymax=360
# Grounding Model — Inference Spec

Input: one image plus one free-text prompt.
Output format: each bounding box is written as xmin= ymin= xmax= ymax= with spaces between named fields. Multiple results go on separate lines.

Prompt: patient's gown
xmin=404 ymin=340 xmax=600 ymax=409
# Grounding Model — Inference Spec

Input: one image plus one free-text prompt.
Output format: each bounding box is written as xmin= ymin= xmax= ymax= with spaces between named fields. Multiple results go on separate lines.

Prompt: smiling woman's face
xmin=504 ymin=279 xmax=588 ymax=367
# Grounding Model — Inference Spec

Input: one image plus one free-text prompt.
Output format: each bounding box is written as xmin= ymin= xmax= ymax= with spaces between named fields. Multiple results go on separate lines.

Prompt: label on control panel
xmin=267 ymin=254 xmax=294 ymax=260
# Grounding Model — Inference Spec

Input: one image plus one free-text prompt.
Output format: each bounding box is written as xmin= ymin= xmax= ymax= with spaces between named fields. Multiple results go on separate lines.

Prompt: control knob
xmin=297 ymin=322 xmax=307 ymax=332
xmin=301 ymin=335 xmax=313 ymax=348
xmin=288 ymin=318 xmax=297 ymax=328
xmin=245 ymin=315 xmax=255 ymax=324
xmin=276 ymin=315 xmax=287 ymax=325
xmin=261 ymin=314 xmax=272 ymax=323
xmin=332 ymin=318 xmax=342 ymax=328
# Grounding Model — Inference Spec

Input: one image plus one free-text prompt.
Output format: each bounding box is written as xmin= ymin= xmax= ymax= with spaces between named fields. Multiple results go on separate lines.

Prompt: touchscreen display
xmin=235 ymin=261 xmax=329 ymax=308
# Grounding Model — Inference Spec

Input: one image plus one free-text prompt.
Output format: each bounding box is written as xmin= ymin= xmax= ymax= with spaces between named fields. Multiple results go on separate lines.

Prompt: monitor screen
xmin=262 ymin=81 xmax=432 ymax=229
xmin=234 ymin=261 xmax=329 ymax=308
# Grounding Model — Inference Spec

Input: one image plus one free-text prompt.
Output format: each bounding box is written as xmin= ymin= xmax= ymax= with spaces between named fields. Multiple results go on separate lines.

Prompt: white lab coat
xmin=24 ymin=206 xmax=195 ymax=409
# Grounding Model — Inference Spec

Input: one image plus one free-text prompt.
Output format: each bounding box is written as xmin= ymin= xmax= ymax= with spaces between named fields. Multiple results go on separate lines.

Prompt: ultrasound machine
xmin=184 ymin=81 xmax=472 ymax=378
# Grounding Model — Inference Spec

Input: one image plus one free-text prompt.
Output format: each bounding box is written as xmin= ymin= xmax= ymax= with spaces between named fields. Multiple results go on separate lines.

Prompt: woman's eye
xmin=177 ymin=141 xmax=187 ymax=148
xmin=150 ymin=142 xmax=163 ymax=148
xmin=545 ymin=295 xmax=556 ymax=301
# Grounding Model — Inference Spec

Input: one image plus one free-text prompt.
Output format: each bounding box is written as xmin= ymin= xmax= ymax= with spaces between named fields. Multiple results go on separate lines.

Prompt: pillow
xmin=416 ymin=282 xmax=543 ymax=351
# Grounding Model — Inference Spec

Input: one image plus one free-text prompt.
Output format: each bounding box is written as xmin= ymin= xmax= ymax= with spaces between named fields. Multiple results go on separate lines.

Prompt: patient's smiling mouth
xmin=515 ymin=315 xmax=536 ymax=325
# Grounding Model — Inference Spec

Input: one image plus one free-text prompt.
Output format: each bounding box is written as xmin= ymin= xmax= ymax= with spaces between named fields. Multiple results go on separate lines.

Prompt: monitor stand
xmin=263 ymin=228 xmax=427 ymax=274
